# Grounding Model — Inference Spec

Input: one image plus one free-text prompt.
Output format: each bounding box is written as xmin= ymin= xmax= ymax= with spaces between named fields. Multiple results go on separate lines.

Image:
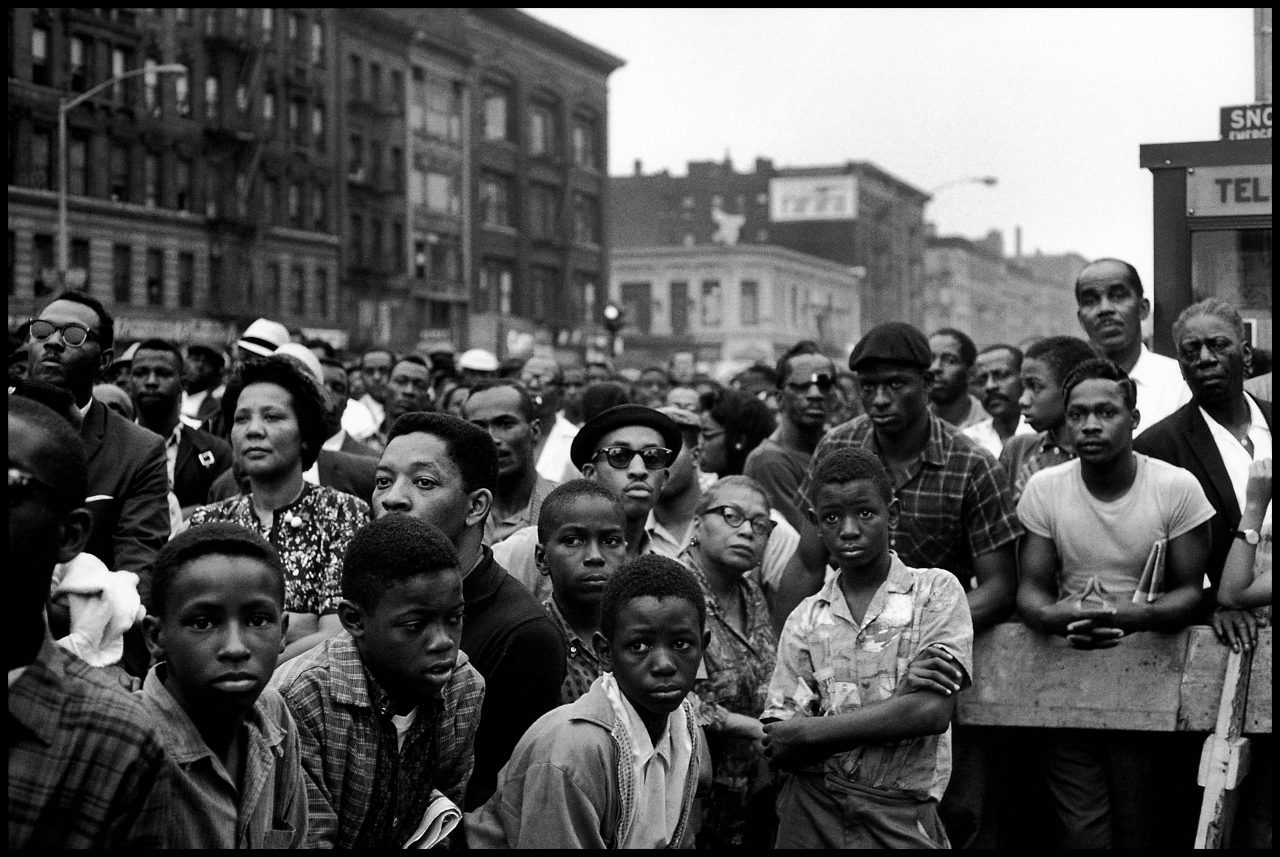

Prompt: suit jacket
xmin=338 ymin=431 xmax=379 ymax=459
xmin=206 ymin=449 xmax=378 ymax=506
xmin=79 ymin=399 xmax=171 ymax=598
xmin=1133 ymin=397 xmax=1273 ymax=590
xmin=172 ymin=425 xmax=233 ymax=509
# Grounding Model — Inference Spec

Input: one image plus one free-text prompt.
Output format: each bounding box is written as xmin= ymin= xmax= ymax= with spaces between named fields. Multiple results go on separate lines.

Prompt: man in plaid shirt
xmin=780 ymin=321 xmax=1022 ymax=849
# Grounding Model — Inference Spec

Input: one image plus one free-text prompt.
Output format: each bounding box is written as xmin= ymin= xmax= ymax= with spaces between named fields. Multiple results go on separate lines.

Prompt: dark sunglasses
xmin=592 ymin=445 xmax=675 ymax=470
xmin=28 ymin=319 xmax=98 ymax=348
xmin=784 ymin=372 xmax=835 ymax=394
xmin=703 ymin=505 xmax=777 ymax=536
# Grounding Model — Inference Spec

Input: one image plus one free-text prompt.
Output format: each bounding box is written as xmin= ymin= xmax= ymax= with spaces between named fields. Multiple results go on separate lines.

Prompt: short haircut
xmin=735 ymin=363 xmax=778 ymax=388
xmin=393 ymin=354 xmax=430 ymax=373
xmin=441 ymin=384 xmax=471 ymax=412
xmin=599 ymin=554 xmax=706 ymax=642
xmin=386 ymin=411 xmax=498 ymax=493
xmin=132 ymin=338 xmax=184 ymax=370
xmin=930 ymin=327 xmax=977 ymax=367
xmin=808 ymin=447 xmax=894 ymax=506
xmin=978 ymin=343 xmax=1023 ymax=373
xmin=342 ymin=514 xmax=459 ymax=611
xmin=46 ymin=290 xmax=115 ymax=352
xmin=581 ymin=381 xmax=633 ymax=423
xmin=150 ymin=522 xmax=285 ymax=616
xmin=1061 ymin=357 xmax=1136 ymax=410
xmin=695 ymin=474 xmax=769 ymax=515
xmin=537 ymin=479 xmax=625 ymax=543
xmin=1024 ymin=336 xmax=1097 ymax=387
xmin=467 ymin=378 xmax=537 ymax=422
xmin=305 ymin=338 xmax=337 ymax=359
xmin=1171 ymin=297 xmax=1247 ymax=346
xmin=234 ymin=355 xmax=330 ymax=470
xmin=706 ymin=389 xmax=777 ymax=476
xmin=639 ymin=366 xmax=671 ymax=382
xmin=1075 ymin=258 xmax=1144 ymax=300
xmin=10 ymin=378 xmax=79 ymax=428
xmin=362 ymin=348 xmax=396 ymax=366
xmin=8 ymin=395 xmax=88 ymax=512
xmin=776 ymin=340 xmax=831 ymax=385
xmin=318 ymin=356 xmax=347 ymax=374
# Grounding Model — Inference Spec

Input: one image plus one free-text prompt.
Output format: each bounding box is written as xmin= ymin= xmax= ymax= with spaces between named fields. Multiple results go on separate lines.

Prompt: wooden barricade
xmin=956 ymin=623 xmax=1271 ymax=848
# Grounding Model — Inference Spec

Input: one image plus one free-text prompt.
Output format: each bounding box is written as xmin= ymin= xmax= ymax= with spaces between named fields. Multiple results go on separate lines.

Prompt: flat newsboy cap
xmin=570 ymin=404 xmax=683 ymax=470
xmin=848 ymin=321 xmax=932 ymax=372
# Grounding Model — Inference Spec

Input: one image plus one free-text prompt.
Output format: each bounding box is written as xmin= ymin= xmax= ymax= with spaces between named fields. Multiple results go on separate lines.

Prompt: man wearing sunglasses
xmin=492 ymin=403 xmax=682 ymax=603
xmin=746 ymin=347 xmax=839 ymax=533
xmin=26 ymin=292 xmax=169 ymax=679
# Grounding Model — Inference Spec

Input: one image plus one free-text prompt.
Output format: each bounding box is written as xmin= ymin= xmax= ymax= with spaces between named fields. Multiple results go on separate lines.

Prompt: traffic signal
xmin=602 ymin=302 xmax=625 ymax=333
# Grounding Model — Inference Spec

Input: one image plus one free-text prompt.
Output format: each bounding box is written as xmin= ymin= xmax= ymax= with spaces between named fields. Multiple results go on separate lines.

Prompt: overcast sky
xmin=523 ymin=8 xmax=1257 ymax=291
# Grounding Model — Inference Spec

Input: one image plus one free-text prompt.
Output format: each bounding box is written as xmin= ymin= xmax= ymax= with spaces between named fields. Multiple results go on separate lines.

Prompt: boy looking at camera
xmin=535 ymin=479 xmax=630 ymax=703
xmin=466 ymin=555 xmax=710 ymax=848
xmin=762 ymin=446 xmax=973 ymax=849
xmin=271 ymin=514 xmax=485 ymax=848
xmin=139 ymin=522 xmax=307 ymax=848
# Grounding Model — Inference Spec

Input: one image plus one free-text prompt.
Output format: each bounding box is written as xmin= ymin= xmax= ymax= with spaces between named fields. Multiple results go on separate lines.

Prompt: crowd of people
xmin=8 ymin=255 xmax=1272 ymax=849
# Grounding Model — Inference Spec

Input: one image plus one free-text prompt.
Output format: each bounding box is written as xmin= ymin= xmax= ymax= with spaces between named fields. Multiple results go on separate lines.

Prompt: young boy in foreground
xmin=139 ymin=522 xmax=307 ymax=848
xmin=466 ymin=554 xmax=710 ymax=848
xmin=271 ymin=514 xmax=486 ymax=849
xmin=535 ymin=479 xmax=630 ymax=703
xmin=762 ymin=447 xmax=974 ymax=849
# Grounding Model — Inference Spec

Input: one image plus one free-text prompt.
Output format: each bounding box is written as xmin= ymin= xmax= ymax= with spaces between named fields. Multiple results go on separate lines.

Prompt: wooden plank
xmin=1194 ymin=647 xmax=1254 ymax=848
xmin=958 ymin=624 xmax=1273 ymax=734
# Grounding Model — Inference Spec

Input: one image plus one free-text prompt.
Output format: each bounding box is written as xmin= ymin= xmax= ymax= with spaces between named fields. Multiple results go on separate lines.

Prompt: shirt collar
xmin=141 ymin=664 xmax=286 ymax=764
xmin=815 ymin=552 xmax=915 ymax=620
xmin=601 ymin=672 xmax=676 ymax=766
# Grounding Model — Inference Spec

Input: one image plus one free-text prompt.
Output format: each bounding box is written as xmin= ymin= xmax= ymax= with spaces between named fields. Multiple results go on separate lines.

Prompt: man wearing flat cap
xmin=781 ymin=320 xmax=1023 ymax=849
xmin=492 ymin=403 xmax=681 ymax=603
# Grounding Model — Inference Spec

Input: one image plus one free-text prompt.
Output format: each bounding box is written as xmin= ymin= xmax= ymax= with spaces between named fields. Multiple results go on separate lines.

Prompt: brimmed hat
xmin=458 ymin=348 xmax=499 ymax=373
xmin=570 ymin=404 xmax=683 ymax=470
xmin=236 ymin=318 xmax=290 ymax=358
xmin=113 ymin=341 xmax=140 ymax=367
xmin=186 ymin=342 xmax=226 ymax=368
xmin=274 ymin=342 xmax=325 ymax=386
xmin=656 ymin=404 xmax=701 ymax=432
xmin=848 ymin=322 xmax=932 ymax=372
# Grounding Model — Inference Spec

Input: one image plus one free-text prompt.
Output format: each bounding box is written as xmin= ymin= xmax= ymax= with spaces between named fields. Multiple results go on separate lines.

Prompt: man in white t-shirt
xmin=1074 ymin=258 xmax=1191 ymax=436
xmin=1016 ymin=356 xmax=1213 ymax=849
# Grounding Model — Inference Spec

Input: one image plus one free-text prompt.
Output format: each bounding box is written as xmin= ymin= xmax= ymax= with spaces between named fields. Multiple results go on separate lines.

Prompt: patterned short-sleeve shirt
xmin=188 ymin=483 xmax=370 ymax=615
xmin=802 ymin=414 xmax=1023 ymax=586
xmin=762 ymin=555 xmax=973 ymax=801
xmin=542 ymin=595 xmax=605 ymax=705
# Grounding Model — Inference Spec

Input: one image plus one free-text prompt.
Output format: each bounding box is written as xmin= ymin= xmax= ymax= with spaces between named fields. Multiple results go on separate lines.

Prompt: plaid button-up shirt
xmin=9 ymin=638 xmax=177 ymax=848
xmin=802 ymin=414 xmax=1023 ymax=586
xmin=270 ymin=631 xmax=485 ymax=849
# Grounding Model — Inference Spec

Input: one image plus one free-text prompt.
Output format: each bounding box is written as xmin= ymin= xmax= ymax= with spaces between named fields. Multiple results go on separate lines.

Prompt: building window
xmin=204 ymin=74 xmax=220 ymax=121
xmin=112 ymin=244 xmax=132 ymax=303
xmin=208 ymin=253 xmax=223 ymax=305
xmin=262 ymin=179 xmax=278 ymax=225
xmin=349 ymin=214 xmax=363 ymax=266
xmin=31 ymin=26 xmax=50 ymax=86
xmin=144 ymin=152 xmax=160 ymax=207
xmin=431 ymin=236 xmax=461 ymax=283
xmin=263 ymin=262 xmax=279 ymax=313
xmin=177 ymin=252 xmax=195 ymax=307
xmin=316 ymin=268 xmax=330 ymax=318
xmin=479 ymin=172 xmax=513 ymax=228
xmin=109 ymin=143 xmax=129 ymax=202
xmin=261 ymin=8 xmax=274 ymax=42
xmin=310 ymin=21 xmax=324 ymax=66
xmin=369 ymin=62 xmax=383 ymax=104
xmin=571 ymin=192 xmax=599 ymax=245
xmin=701 ymin=280 xmax=722 ymax=327
xmin=287 ymin=182 xmax=301 ymax=228
xmin=370 ymin=218 xmax=384 ymax=263
xmin=349 ymin=55 xmax=362 ymax=100
xmin=424 ymin=78 xmax=461 ymax=142
xmin=312 ymin=104 xmax=325 ymax=150
xmin=68 ymin=135 xmax=89 ymax=197
xmin=370 ymin=140 xmax=383 ymax=186
xmin=389 ymin=146 xmax=403 ymax=191
xmin=146 ymin=248 xmax=165 ymax=305
xmin=111 ymin=48 xmax=129 ymax=104
xmin=482 ymin=82 xmax=511 ymax=142
xmin=33 ymin=235 xmax=56 ymax=298
xmin=235 ymin=83 xmax=249 ymax=115
xmin=621 ymin=281 xmax=653 ymax=335
xmin=571 ymin=115 xmax=598 ymax=169
xmin=70 ymin=239 xmax=92 ymax=293
xmin=413 ymin=240 xmax=427 ymax=280
xmin=288 ymin=99 xmax=300 ymax=139
xmin=144 ymin=58 xmax=161 ymax=117
xmin=670 ymin=281 xmax=689 ymax=335
xmin=291 ymin=265 xmax=306 ymax=315
xmin=740 ymin=280 xmax=759 ymax=326
xmin=287 ymin=11 xmax=301 ymax=46
xmin=69 ymin=36 xmax=88 ymax=91
xmin=233 ymin=7 xmax=250 ymax=37
xmin=392 ymin=222 xmax=405 ymax=273
xmin=175 ymin=158 xmax=193 ymax=211
xmin=262 ymin=90 xmax=276 ymax=130
xmin=476 ymin=258 xmax=514 ymax=315
xmin=408 ymin=67 xmax=424 ymax=128
xmin=30 ymin=127 xmax=53 ymax=190
xmin=312 ymin=185 xmax=327 ymax=231
xmin=528 ymin=183 xmax=559 ymax=239
xmin=425 ymin=172 xmax=460 ymax=216
xmin=348 ymin=133 xmax=363 ymax=179
xmin=428 ymin=300 xmax=452 ymax=330
xmin=528 ymin=102 xmax=557 ymax=157
xmin=175 ymin=70 xmax=190 ymax=116
xmin=205 ymin=168 xmax=220 ymax=218
xmin=529 ymin=265 xmax=559 ymax=321
xmin=390 ymin=69 xmax=404 ymax=112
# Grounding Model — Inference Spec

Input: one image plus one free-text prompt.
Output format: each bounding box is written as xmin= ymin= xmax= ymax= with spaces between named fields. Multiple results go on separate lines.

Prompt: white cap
xmin=274 ymin=342 xmax=325 ymax=386
xmin=113 ymin=341 xmax=140 ymax=366
xmin=236 ymin=318 xmax=290 ymax=358
xmin=458 ymin=348 xmax=499 ymax=373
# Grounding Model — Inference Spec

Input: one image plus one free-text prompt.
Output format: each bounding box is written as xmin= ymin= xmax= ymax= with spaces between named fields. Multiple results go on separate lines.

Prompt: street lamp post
xmin=927 ymin=175 xmax=998 ymax=197
xmin=58 ymin=63 xmax=186 ymax=285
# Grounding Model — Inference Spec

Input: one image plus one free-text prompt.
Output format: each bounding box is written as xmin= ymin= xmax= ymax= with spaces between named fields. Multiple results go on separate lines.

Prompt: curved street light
xmin=58 ymin=63 xmax=187 ymax=284
xmin=927 ymin=175 xmax=998 ymax=198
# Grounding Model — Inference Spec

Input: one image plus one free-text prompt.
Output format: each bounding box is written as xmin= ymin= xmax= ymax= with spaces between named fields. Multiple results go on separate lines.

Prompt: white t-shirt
xmin=1018 ymin=454 xmax=1216 ymax=602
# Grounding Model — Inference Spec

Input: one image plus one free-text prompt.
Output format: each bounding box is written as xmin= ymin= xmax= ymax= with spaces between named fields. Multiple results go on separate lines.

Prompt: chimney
xmin=633 ymin=159 xmax=643 ymax=177
xmin=1015 ymin=226 xmax=1022 ymax=260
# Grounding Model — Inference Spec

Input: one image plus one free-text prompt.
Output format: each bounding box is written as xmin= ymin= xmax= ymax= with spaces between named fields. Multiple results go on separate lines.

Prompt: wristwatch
xmin=1233 ymin=528 xmax=1262 ymax=545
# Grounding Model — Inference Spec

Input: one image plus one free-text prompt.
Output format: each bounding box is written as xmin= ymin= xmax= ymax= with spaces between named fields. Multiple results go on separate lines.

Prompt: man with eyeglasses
xmin=25 ymin=292 xmax=169 ymax=679
xmin=745 ymin=346 xmax=839 ymax=532
xmin=492 ymin=403 xmax=682 ymax=603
